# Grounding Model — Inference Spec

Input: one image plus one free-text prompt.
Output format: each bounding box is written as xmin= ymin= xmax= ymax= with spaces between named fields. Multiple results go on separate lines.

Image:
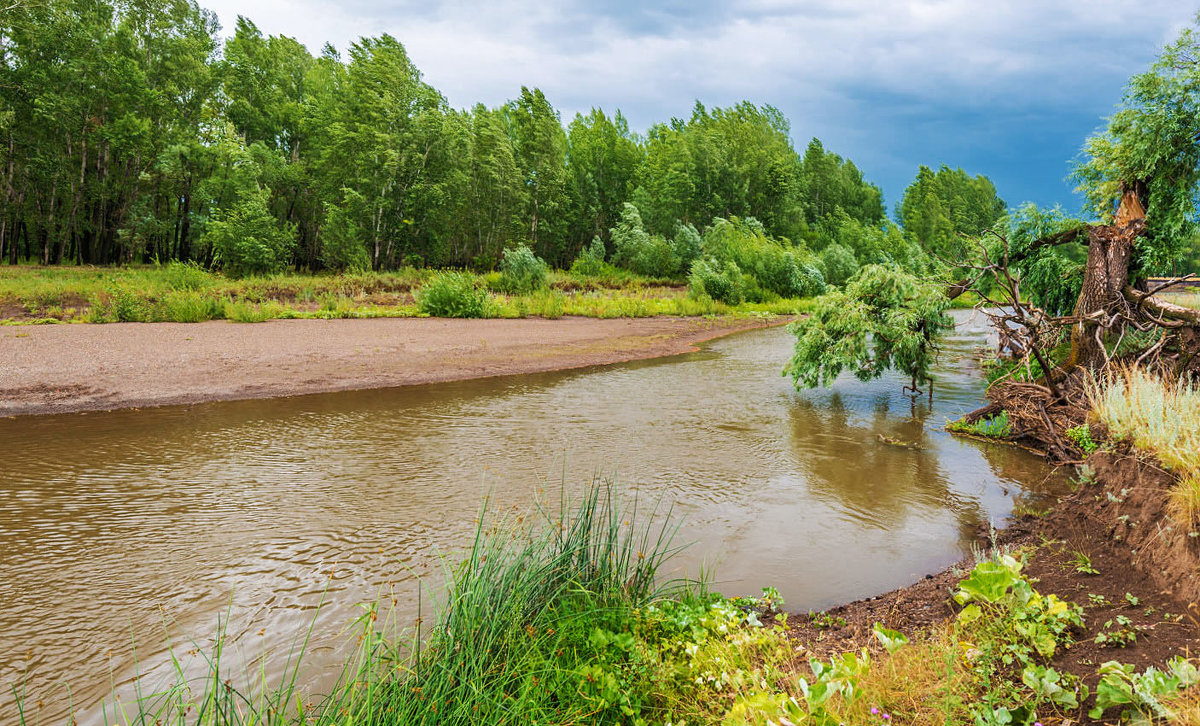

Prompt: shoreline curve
xmin=0 ymin=315 xmax=789 ymax=417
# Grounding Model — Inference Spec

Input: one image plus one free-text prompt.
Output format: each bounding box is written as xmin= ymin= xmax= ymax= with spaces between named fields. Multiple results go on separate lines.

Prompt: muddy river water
xmin=0 ymin=310 xmax=1066 ymax=721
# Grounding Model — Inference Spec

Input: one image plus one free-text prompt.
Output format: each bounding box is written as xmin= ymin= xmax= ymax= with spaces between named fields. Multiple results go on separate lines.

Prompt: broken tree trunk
xmin=1064 ymin=188 xmax=1147 ymax=370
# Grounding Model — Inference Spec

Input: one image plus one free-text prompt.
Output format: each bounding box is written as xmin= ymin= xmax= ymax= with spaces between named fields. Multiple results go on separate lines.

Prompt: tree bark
xmin=1064 ymin=189 xmax=1146 ymax=370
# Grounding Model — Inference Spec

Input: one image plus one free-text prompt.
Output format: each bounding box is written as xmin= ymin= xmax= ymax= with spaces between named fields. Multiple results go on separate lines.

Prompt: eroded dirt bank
xmin=0 ymin=315 xmax=783 ymax=416
xmin=788 ymin=448 xmax=1200 ymax=723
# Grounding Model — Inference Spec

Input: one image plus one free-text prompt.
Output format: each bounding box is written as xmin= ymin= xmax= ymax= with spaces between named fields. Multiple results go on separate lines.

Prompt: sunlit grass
xmin=0 ymin=264 xmax=806 ymax=323
xmin=1090 ymin=366 xmax=1200 ymax=523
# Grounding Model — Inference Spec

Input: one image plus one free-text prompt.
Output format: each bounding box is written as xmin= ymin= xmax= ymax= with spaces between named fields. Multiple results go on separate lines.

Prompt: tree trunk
xmin=1066 ymin=188 xmax=1146 ymax=370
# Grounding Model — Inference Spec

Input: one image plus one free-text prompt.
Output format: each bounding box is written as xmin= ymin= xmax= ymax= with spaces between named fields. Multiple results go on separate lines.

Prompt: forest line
xmin=0 ymin=1 xmax=1006 ymax=280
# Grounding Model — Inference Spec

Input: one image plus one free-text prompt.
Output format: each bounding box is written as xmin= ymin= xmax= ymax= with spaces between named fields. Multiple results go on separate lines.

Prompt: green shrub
xmin=688 ymin=257 xmax=744 ymax=305
xmin=498 ymin=244 xmax=549 ymax=293
xmin=570 ymin=236 xmax=608 ymax=277
xmin=205 ymin=189 xmax=296 ymax=278
xmin=611 ymin=203 xmax=680 ymax=278
xmin=818 ymin=243 xmax=859 ymax=287
xmin=87 ymin=286 xmax=149 ymax=322
xmin=672 ymin=222 xmax=703 ymax=272
xmin=416 ymin=272 xmax=492 ymax=318
xmin=160 ymin=260 xmax=215 ymax=291
xmin=702 ymin=217 xmax=824 ymax=298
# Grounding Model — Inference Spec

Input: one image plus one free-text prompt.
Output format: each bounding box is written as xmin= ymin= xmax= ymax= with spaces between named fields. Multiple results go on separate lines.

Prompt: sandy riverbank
xmin=0 ymin=315 xmax=784 ymax=417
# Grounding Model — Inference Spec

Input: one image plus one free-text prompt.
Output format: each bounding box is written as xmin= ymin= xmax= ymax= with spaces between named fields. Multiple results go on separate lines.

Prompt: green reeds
xmin=27 ymin=482 xmax=684 ymax=725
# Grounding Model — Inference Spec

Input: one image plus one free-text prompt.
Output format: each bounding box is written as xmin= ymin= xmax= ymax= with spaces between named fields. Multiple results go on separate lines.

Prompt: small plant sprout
xmin=1071 ymin=551 xmax=1099 ymax=575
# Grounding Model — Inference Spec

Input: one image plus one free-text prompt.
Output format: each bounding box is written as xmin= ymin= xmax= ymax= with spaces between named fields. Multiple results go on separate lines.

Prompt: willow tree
xmin=1056 ymin=19 xmax=1200 ymax=371
xmin=789 ymin=20 xmax=1200 ymax=404
xmin=785 ymin=265 xmax=954 ymax=394
xmin=950 ymin=20 xmax=1200 ymax=382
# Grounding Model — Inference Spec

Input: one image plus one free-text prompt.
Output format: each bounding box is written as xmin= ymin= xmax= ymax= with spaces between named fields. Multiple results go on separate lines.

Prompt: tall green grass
xmin=43 ymin=483 xmax=690 ymax=726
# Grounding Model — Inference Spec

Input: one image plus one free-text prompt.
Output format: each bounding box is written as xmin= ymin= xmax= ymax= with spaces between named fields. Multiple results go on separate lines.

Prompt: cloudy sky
xmin=200 ymin=1 xmax=1194 ymax=216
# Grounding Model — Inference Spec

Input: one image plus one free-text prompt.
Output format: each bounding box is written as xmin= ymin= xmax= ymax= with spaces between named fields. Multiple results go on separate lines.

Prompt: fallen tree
xmin=789 ymin=18 xmax=1200 ymax=461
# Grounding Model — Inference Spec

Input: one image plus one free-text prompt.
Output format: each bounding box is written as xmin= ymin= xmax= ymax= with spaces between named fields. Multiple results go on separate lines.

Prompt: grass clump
xmin=158 ymin=290 xmax=226 ymax=322
xmin=160 ymin=260 xmax=217 ymax=291
xmin=1091 ymin=366 xmax=1200 ymax=523
xmin=415 ymin=272 xmax=493 ymax=318
xmin=69 ymin=483 xmax=794 ymax=726
xmin=947 ymin=411 xmax=1013 ymax=439
xmin=224 ymin=299 xmax=286 ymax=323
xmin=86 ymin=286 xmax=149 ymax=322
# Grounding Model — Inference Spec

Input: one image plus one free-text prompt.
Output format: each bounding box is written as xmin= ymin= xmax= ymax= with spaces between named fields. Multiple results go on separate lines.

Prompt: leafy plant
xmin=1090 ymin=657 xmax=1200 ymax=722
xmin=1094 ymin=616 xmax=1138 ymax=648
xmin=947 ymin=411 xmax=1013 ymax=438
xmin=498 ymin=244 xmax=549 ymax=293
xmin=953 ymin=553 xmax=1086 ymax=724
xmin=1065 ymin=424 xmax=1099 ymax=454
xmin=809 ymin=611 xmax=848 ymax=630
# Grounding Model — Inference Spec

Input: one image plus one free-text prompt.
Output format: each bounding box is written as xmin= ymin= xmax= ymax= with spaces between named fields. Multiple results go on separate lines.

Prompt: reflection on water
xmin=0 ymin=309 xmax=1067 ymax=720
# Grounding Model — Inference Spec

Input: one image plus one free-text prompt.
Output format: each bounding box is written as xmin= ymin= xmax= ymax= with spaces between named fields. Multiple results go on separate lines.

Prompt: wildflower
xmin=871 ymin=707 xmax=879 ymax=715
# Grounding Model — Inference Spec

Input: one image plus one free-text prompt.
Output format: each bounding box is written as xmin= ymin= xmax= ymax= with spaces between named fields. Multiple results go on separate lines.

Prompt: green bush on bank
xmin=689 ymin=257 xmax=745 ymax=305
xmin=497 ymin=244 xmax=549 ymax=293
xmin=415 ymin=271 xmax=493 ymax=318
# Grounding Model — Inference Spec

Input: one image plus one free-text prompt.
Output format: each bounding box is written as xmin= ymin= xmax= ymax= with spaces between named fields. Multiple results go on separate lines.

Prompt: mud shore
xmin=0 ymin=315 xmax=783 ymax=417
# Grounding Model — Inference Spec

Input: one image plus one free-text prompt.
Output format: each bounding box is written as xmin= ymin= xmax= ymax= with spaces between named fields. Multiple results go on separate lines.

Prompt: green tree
xmin=785 ymin=265 xmax=954 ymax=392
xmin=898 ymin=165 xmax=1006 ymax=261
xmin=564 ymin=108 xmax=642 ymax=257
xmin=1074 ymin=19 xmax=1200 ymax=273
xmin=798 ymin=137 xmax=885 ymax=228
xmin=439 ymin=104 xmax=526 ymax=268
xmin=509 ymin=87 xmax=569 ymax=264
xmin=308 ymin=34 xmax=448 ymax=270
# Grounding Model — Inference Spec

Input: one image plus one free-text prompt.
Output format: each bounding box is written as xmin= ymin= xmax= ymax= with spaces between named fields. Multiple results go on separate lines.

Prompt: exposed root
xmin=959 ymin=379 xmax=1091 ymax=463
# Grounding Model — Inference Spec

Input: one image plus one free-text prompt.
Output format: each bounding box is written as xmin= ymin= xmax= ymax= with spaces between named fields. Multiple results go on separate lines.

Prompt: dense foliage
xmin=898 ymin=164 xmax=1007 ymax=262
xmin=0 ymin=1 xmax=928 ymax=277
xmin=784 ymin=265 xmax=954 ymax=391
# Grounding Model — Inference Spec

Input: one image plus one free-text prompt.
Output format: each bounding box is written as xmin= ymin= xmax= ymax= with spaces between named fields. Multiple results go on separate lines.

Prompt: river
xmin=0 ymin=309 xmax=1066 ymax=722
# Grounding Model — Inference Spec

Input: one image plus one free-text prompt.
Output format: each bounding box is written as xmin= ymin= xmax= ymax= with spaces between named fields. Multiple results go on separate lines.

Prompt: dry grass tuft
xmin=1091 ymin=366 xmax=1200 ymax=522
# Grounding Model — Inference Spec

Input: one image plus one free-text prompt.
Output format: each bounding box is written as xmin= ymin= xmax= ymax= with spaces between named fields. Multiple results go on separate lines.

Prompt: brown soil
xmin=787 ymin=448 xmax=1200 ymax=723
xmin=0 ymin=315 xmax=784 ymax=417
